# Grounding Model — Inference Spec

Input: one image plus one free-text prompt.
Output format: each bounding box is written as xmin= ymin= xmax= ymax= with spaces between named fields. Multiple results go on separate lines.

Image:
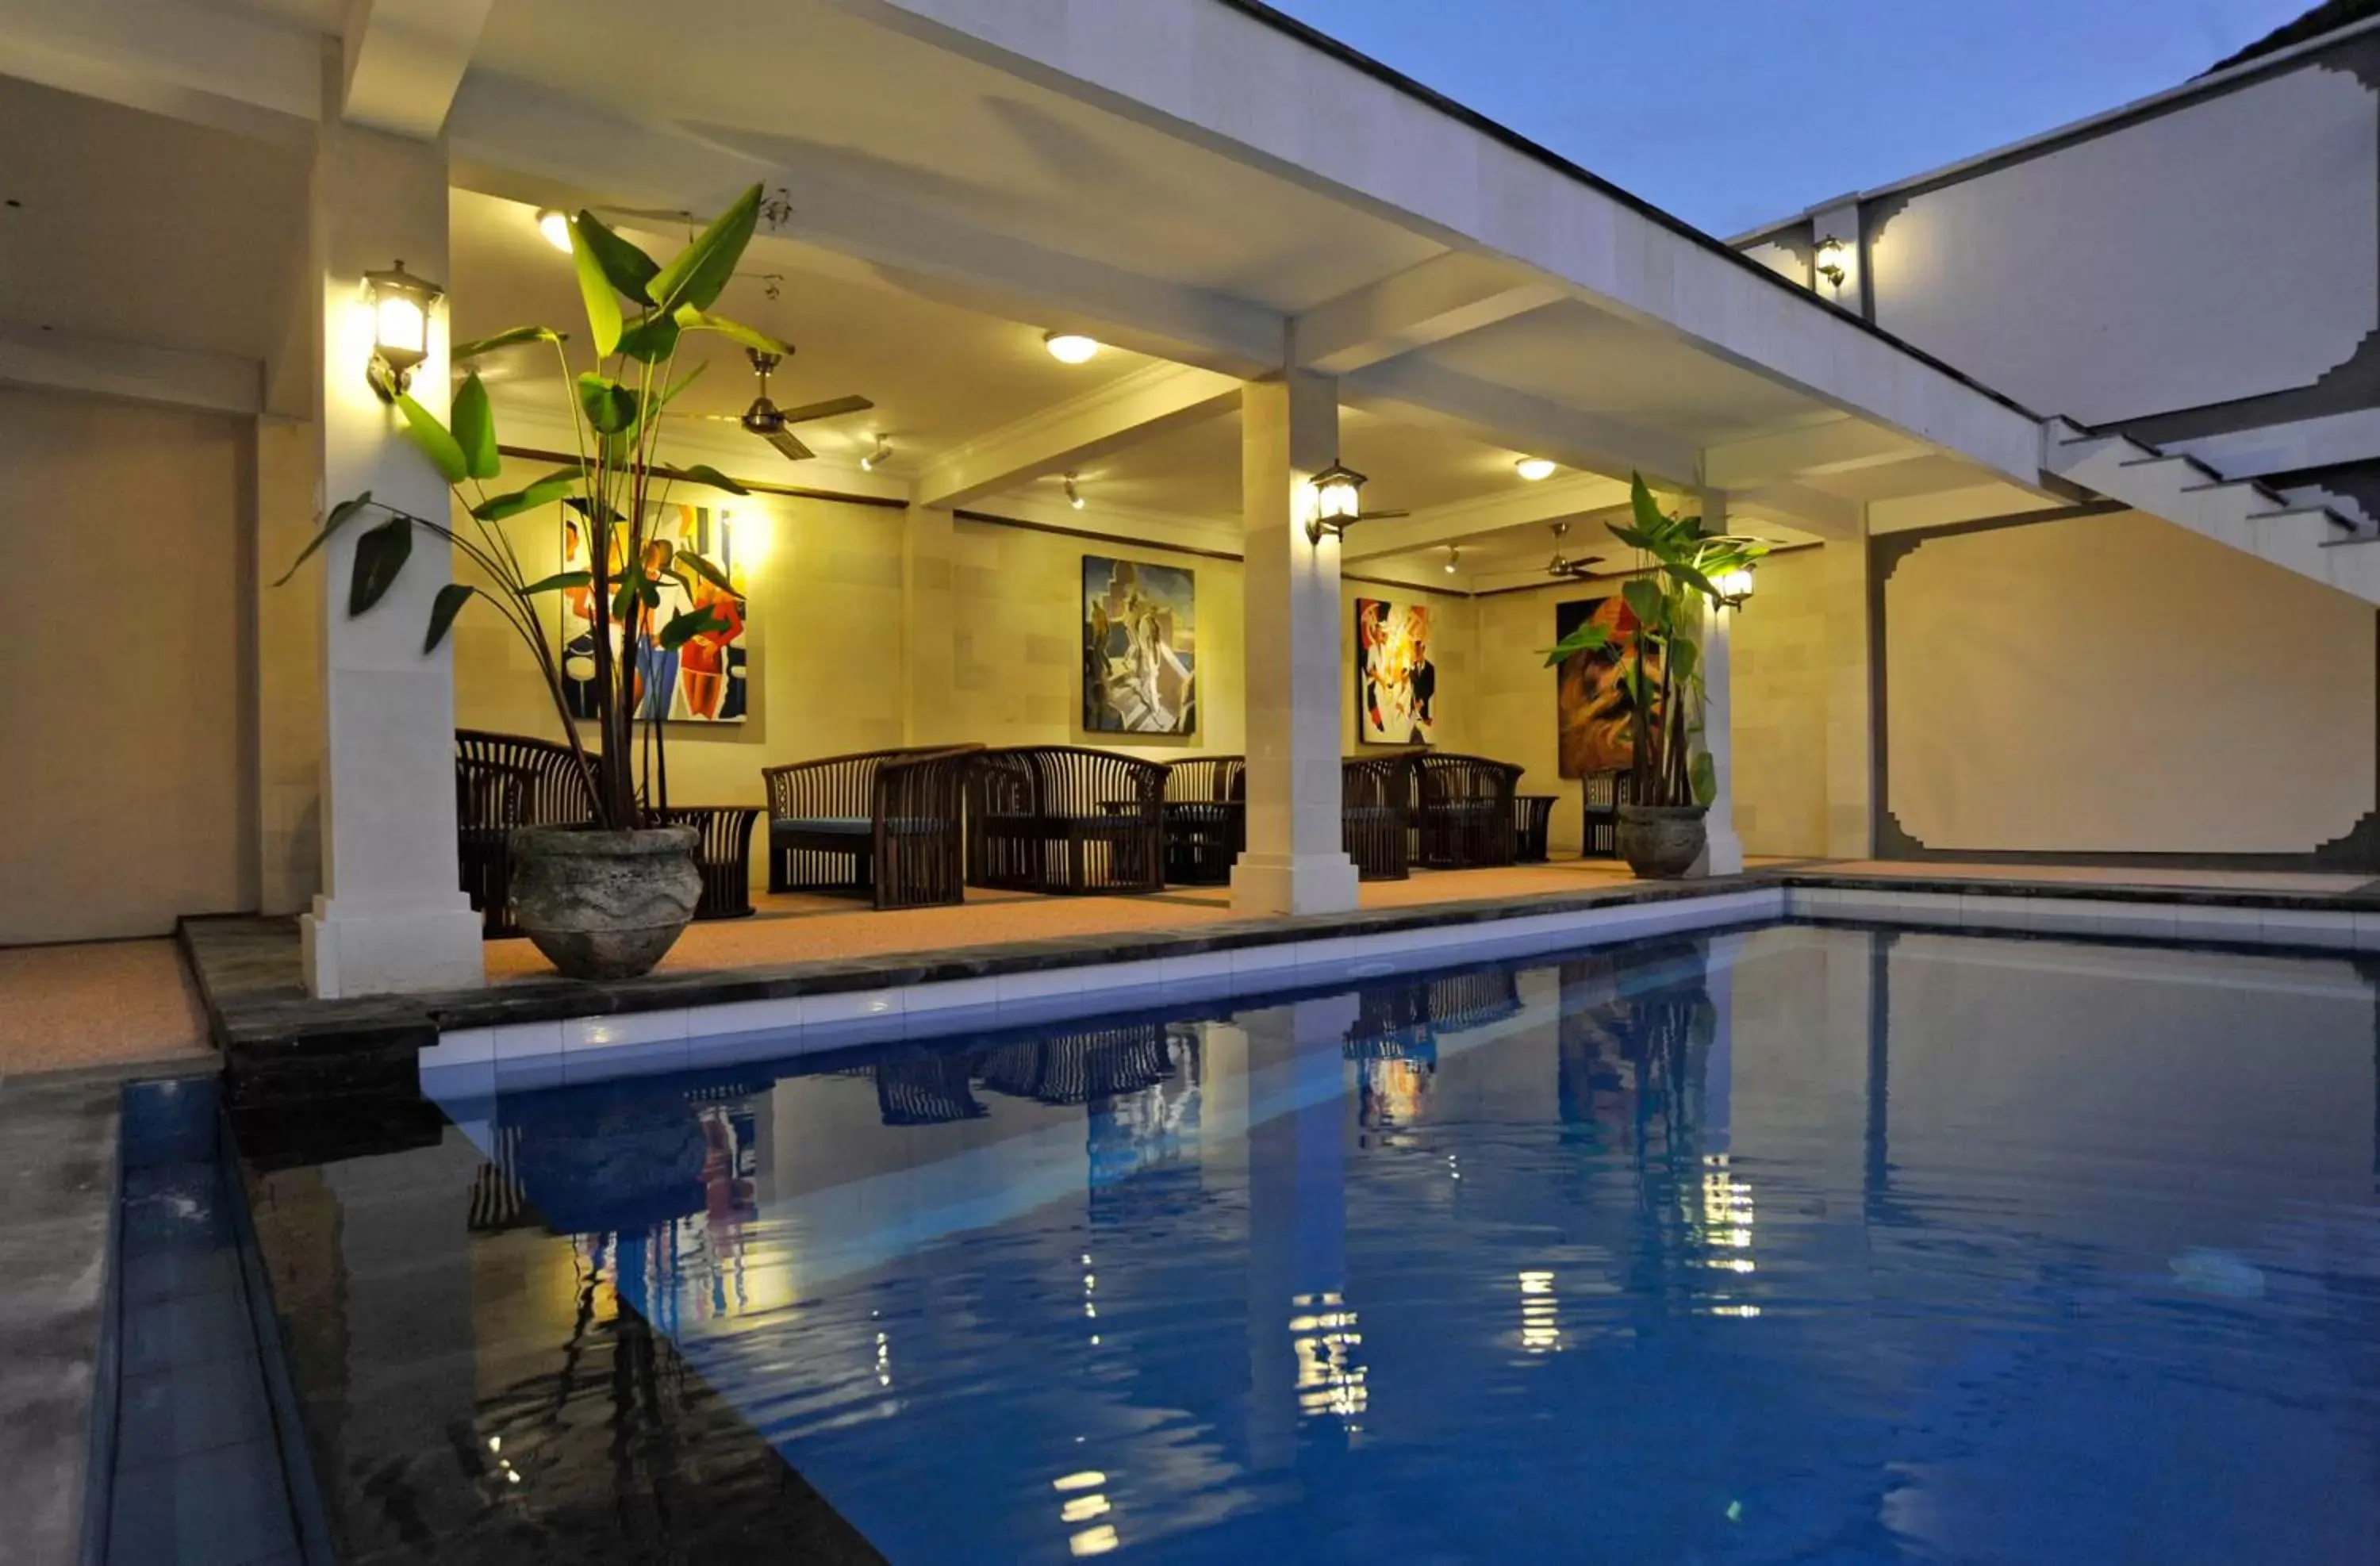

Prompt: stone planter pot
xmin=510 ymin=825 xmax=701 ymax=981
xmin=1614 ymin=804 xmax=1708 ymax=881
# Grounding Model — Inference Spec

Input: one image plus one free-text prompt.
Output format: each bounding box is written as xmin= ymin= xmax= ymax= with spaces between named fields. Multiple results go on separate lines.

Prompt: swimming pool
xmin=234 ymin=922 xmax=2380 ymax=1563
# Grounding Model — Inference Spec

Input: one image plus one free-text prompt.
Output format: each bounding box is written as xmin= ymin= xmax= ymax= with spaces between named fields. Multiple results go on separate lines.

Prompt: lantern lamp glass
xmin=1716 ymin=567 xmax=1756 ymax=605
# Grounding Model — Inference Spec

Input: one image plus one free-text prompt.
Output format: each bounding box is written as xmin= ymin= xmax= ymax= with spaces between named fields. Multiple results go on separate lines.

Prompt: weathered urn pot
xmin=1614 ymin=804 xmax=1708 ymax=881
xmin=509 ymin=825 xmax=702 ymax=981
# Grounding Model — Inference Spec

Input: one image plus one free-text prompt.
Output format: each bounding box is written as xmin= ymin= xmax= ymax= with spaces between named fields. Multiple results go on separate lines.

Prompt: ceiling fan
xmin=1545 ymin=520 xmax=1606 ymax=580
xmin=700 ymin=346 xmax=873 ymax=463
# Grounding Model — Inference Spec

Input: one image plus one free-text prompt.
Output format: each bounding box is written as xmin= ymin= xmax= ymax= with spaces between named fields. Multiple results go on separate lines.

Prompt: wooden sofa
xmin=763 ymin=745 xmax=981 ymax=910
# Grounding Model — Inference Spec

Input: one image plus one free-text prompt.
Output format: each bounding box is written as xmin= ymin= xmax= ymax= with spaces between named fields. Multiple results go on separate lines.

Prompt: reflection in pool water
xmin=240 ymin=925 xmax=2380 ymax=1564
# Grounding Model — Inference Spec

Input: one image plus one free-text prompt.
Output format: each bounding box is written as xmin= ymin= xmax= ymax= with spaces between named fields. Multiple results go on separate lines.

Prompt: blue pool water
xmin=240 ymin=923 xmax=2380 ymax=1563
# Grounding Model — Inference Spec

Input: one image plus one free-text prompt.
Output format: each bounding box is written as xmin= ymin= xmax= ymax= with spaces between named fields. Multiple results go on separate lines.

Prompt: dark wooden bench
xmin=1162 ymin=756 xmax=1246 ymax=885
xmin=966 ymin=746 xmax=1169 ymax=895
xmin=763 ymin=745 xmax=979 ymax=910
xmin=455 ymin=729 xmax=599 ymax=938
xmin=1342 ymin=754 xmax=1415 ymax=881
xmin=1414 ymin=752 xmax=1525 ymax=869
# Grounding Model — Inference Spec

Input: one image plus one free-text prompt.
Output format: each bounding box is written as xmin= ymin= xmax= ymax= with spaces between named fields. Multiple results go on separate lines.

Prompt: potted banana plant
xmin=1543 ymin=475 xmax=1765 ymax=878
xmin=282 ymin=185 xmax=786 ymax=977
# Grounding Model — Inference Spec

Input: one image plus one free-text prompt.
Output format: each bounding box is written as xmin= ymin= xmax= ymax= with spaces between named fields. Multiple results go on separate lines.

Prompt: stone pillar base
xmin=1230 ymin=851 xmax=1361 ymax=917
xmin=1693 ymin=829 xmax=1747 ymax=878
xmin=301 ymin=894 xmax=484 ymax=999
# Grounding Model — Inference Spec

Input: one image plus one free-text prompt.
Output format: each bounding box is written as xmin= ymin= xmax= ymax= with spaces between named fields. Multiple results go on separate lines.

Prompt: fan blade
xmin=1357 ymin=509 xmax=1411 ymax=521
xmin=774 ymin=393 xmax=874 ymax=426
xmin=760 ymin=427 xmax=816 ymax=462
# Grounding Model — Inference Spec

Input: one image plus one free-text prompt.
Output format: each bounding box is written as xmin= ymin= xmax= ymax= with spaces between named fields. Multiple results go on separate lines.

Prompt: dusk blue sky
xmin=1269 ymin=0 xmax=2321 ymax=236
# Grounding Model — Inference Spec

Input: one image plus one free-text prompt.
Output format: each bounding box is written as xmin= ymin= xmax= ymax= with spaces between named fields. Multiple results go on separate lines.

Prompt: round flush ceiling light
xmin=535 ymin=208 xmax=574 ymax=254
xmin=1045 ymin=331 xmax=1102 ymax=364
xmin=1514 ymin=457 xmax=1558 ymax=482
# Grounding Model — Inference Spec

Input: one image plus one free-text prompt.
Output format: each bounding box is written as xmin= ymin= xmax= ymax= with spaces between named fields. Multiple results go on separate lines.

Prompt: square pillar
xmin=300 ymin=79 xmax=481 ymax=997
xmin=1822 ymin=512 xmax=1876 ymax=858
xmin=1232 ymin=374 xmax=1361 ymax=916
xmin=1697 ymin=489 xmax=1745 ymax=877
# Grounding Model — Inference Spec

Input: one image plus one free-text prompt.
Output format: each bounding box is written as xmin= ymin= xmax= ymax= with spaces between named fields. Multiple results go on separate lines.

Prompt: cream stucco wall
xmin=0 ymin=386 xmax=259 ymax=942
xmin=1884 ymin=509 xmax=2376 ymax=855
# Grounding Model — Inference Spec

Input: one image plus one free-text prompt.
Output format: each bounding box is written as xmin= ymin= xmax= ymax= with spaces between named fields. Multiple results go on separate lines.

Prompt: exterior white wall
xmin=1866 ymin=60 xmax=2379 ymax=425
xmin=1883 ymin=509 xmax=2375 ymax=856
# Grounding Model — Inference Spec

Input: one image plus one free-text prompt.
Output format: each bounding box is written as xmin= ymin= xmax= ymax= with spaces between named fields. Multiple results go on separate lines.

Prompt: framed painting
xmin=559 ymin=501 xmax=750 ymax=724
xmin=1083 ymin=555 xmax=1197 ymax=735
xmin=1555 ymin=596 xmax=1653 ymax=778
xmin=1355 ymin=597 xmax=1435 ymax=745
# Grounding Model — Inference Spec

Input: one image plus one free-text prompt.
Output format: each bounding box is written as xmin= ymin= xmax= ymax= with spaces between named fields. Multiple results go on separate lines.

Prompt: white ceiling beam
xmin=1292 ymin=251 xmax=1563 ymax=375
xmin=340 ymin=0 xmax=497 ymax=138
xmin=1702 ymin=416 xmax=1929 ymax=489
xmin=1344 ymin=356 xmax=1701 ymax=489
xmin=446 ymin=75 xmax=1288 ymax=378
xmin=0 ymin=0 xmax=318 ymax=140
xmin=1726 ymin=481 xmax=1860 ymax=541
xmin=955 ymin=488 xmax=1242 ymax=558
xmin=0 ymin=324 xmax=262 ymax=416
xmin=913 ymin=361 xmax=1240 ymax=511
xmin=1340 ymin=471 xmax=1629 ymax=561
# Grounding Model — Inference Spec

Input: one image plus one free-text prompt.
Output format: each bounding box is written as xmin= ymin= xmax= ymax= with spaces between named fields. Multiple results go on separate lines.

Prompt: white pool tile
xmin=1079 ymin=958 xmax=1169 ymax=996
xmin=900 ymin=976 xmax=1003 ymax=1015
xmin=2094 ymin=904 xmax=2182 ymax=939
xmin=2354 ymin=911 xmax=2380 ymax=951
xmin=684 ymin=994 xmax=804 ymax=1041
xmin=2169 ymin=904 xmax=2270 ymax=945
xmin=493 ymin=1019 xmax=563 ymax=1062
xmin=993 ymin=966 xmax=1084 ymax=1004
xmin=564 ymin=1009 xmax=689 ymax=1053
xmin=801 ymin=987 xmax=905 ymax=1027
xmin=1227 ymin=942 xmax=1304 ymax=981
xmin=428 ymin=1027 xmax=495 ymax=1066
xmin=2259 ymin=908 xmax=2357 ymax=950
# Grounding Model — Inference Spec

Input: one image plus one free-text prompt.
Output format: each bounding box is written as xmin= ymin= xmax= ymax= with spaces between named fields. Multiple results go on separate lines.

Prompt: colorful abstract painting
xmin=560 ymin=502 xmax=750 ymax=724
xmin=1555 ymin=596 xmax=1650 ymax=778
xmin=1356 ymin=597 xmax=1436 ymax=746
xmin=1083 ymin=555 xmax=1197 ymax=735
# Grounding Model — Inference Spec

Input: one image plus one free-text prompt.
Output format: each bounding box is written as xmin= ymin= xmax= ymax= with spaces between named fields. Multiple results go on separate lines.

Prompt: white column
xmin=1697 ymin=488 xmax=1745 ymax=877
xmin=1232 ymin=374 xmax=1361 ymax=916
xmin=301 ymin=74 xmax=482 ymax=997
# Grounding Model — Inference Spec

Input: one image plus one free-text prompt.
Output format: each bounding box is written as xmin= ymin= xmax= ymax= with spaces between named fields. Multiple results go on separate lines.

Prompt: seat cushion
xmin=773 ymin=816 xmax=871 ymax=838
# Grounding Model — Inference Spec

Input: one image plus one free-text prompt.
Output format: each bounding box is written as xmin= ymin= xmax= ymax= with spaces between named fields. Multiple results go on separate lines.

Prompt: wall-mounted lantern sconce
xmin=1813 ymin=235 xmax=1849 ymax=293
xmin=364 ymin=259 xmax=443 ymax=395
xmin=1304 ymin=460 xmax=1368 ymax=543
xmin=1714 ymin=566 xmax=1756 ymax=609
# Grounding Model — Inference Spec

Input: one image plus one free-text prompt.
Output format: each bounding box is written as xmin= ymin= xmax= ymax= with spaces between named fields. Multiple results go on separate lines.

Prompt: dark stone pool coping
xmin=186 ymin=867 xmax=2380 ymax=1077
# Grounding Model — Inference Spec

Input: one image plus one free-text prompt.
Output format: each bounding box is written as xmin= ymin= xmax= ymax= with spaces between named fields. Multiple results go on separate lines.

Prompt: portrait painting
xmin=560 ymin=502 xmax=750 ymax=724
xmin=1356 ymin=597 xmax=1436 ymax=745
xmin=1083 ymin=555 xmax=1197 ymax=735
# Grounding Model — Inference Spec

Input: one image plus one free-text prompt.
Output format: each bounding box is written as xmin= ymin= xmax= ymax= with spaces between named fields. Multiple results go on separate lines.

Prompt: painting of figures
xmin=1356 ymin=597 xmax=1435 ymax=745
xmin=1556 ymin=595 xmax=1653 ymax=777
xmin=1083 ymin=555 xmax=1197 ymax=735
xmin=560 ymin=502 xmax=750 ymax=723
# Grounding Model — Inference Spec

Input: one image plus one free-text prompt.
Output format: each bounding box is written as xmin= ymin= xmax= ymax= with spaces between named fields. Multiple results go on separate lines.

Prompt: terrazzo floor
xmin=0 ymin=940 xmax=214 ymax=1077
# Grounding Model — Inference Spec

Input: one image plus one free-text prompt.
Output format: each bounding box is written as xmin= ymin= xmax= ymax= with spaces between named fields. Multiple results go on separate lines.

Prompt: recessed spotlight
xmin=1064 ymin=471 xmax=1086 ymax=510
xmin=1514 ymin=457 xmax=1557 ymax=482
xmin=1045 ymin=332 xmax=1101 ymax=365
xmin=535 ymin=208 xmax=574 ymax=254
xmin=860 ymin=436 xmax=892 ymax=472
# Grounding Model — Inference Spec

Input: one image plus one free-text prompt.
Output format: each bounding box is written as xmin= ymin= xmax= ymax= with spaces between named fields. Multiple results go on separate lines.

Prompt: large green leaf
xmin=1541 ymin=620 xmax=1613 ymax=668
xmin=471 ymin=467 xmax=583 ymax=522
xmin=349 ymin=516 xmax=415 ymax=616
xmin=574 ymin=212 xmax=661 ymax=304
xmin=615 ymin=311 xmax=682 ymax=364
xmin=520 ymin=570 xmax=593 ymax=596
xmin=657 ymin=605 xmax=729 ymax=651
xmin=563 ymin=495 xmax=625 ymax=524
xmin=576 ymin=373 xmax=639 ymax=435
xmin=1667 ymin=632 xmax=1699 ymax=685
xmin=569 ymin=223 xmax=624 ymax=357
xmin=668 ymin=463 xmax=750 ymax=497
xmin=669 ymin=549 xmax=734 ymax=593
xmin=393 ymin=394 xmax=468 ymax=484
xmin=451 ymin=372 xmax=501 ymax=480
xmin=1621 ymin=575 xmax=1666 ymax=631
xmin=275 ymin=491 xmax=375 ymax=585
xmin=1690 ymin=751 xmax=1718 ymax=808
xmin=673 ymin=307 xmax=790 ymax=357
xmin=649 ymin=185 xmax=763 ymax=316
xmin=453 ymin=324 xmax=562 ymax=362
xmin=424 ymin=581 xmax=479 ymax=652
